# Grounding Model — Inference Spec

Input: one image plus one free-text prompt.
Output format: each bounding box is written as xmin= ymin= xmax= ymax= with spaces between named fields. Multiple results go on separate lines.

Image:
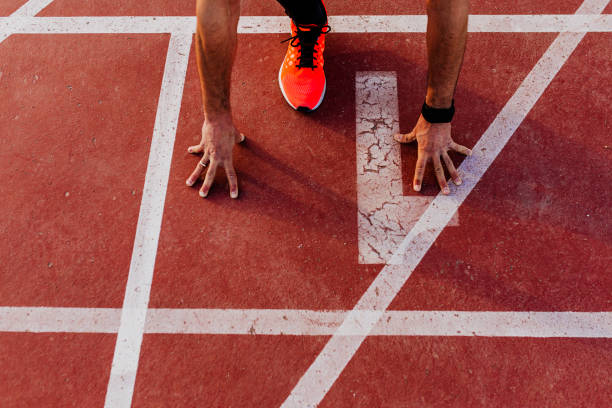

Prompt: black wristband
xmin=421 ymin=100 xmax=455 ymax=123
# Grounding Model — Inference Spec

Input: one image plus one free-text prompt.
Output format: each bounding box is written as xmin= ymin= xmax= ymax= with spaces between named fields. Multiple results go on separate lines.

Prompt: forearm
xmin=195 ymin=0 xmax=240 ymax=120
xmin=425 ymin=0 xmax=469 ymax=109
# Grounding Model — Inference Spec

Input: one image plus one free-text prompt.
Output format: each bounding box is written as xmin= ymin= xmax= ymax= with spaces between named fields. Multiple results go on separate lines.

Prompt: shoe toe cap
xmin=280 ymin=72 xmax=326 ymax=110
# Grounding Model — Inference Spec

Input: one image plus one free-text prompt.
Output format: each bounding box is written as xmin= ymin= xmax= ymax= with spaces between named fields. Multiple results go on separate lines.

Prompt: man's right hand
xmin=185 ymin=115 xmax=245 ymax=199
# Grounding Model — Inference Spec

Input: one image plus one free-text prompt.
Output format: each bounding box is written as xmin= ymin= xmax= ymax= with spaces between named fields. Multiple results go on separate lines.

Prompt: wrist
xmin=425 ymin=89 xmax=454 ymax=109
xmin=421 ymin=99 xmax=455 ymax=124
xmin=204 ymin=109 xmax=232 ymax=124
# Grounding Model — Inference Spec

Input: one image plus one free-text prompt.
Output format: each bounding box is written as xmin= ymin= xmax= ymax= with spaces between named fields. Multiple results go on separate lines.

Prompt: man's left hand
xmin=394 ymin=114 xmax=471 ymax=195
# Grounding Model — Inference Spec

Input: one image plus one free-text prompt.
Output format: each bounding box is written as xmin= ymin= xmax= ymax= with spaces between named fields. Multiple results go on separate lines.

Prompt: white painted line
xmin=103 ymin=32 xmax=192 ymax=408
xmin=145 ymin=308 xmax=345 ymax=335
xmin=466 ymin=14 xmax=612 ymax=33
xmin=0 ymin=15 xmax=612 ymax=36
xmin=282 ymin=1 xmax=611 ymax=406
xmin=0 ymin=0 xmax=54 ymax=43
xmin=332 ymin=14 xmax=612 ymax=33
xmin=0 ymin=16 xmax=195 ymax=35
xmin=2 ymin=307 xmax=611 ymax=338
xmin=0 ymin=307 xmax=120 ymax=333
xmin=355 ymin=72 xmax=458 ymax=264
xmin=375 ymin=311 xmax=612 ymax=338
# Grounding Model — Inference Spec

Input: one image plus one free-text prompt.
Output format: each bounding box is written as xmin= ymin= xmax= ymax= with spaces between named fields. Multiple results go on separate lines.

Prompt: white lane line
xmin=2 ymin=307 xmax=611 ymax=338
xmin=103 ymin=32 xmax=192 ymax=408
xmin=146 ymin=310 xmax=612 ymax=337
xmin=0 ymin=0 xmax=54 ymax=42
xmin=282 ymin=1 xmax=611 ymax=407
xmin=0 ymin=307 xmax=120 ymax=333
xmin=1 ymin=15 xmax=612 ymax=35
xmin=355 ymin=72 xmax=458 ymax=264
xmin=375 ymin=311 xmax=612 ymax=338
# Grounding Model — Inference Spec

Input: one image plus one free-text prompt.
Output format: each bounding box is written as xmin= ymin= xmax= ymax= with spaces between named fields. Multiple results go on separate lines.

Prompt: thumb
xmin=393 ymin=131 xmax=416 ymax=144
xmin=235 ymin=132 xmax=246 ymax=143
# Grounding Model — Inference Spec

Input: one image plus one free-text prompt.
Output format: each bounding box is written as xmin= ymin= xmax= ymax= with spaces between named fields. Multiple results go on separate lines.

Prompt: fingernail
xmin=454 ymin=178 xmax=462 ymax=186
xmin=186 ymin=179 xmax=193 ymax=186
xmin=467 ymin=149 xmax=473 ymax=156
xmin=230 ymin=190 xmax=238 ymax=199
xmin=413 ymin=184 xmax=421 ymax=192
xmin=442 ymin=187 xmax=450 ymax=195
xmin=199 ymin=189 xmax=207 ymax=198
xmin=188 ymin=147 xmax=193 ymax=153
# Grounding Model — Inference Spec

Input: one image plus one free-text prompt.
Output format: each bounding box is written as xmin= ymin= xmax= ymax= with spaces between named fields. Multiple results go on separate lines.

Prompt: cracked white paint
xmin=356 ymin=71 xmax=458 ymax=264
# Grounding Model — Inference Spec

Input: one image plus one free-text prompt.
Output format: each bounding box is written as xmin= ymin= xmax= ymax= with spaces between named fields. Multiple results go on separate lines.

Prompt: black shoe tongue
xmin=297 ymin=27 xmax=321 ymax=68
xmin=298 ymin=27 xmax=320 ymax=44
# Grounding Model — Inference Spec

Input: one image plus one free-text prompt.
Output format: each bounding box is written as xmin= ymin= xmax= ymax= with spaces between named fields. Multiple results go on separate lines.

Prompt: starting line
xmin=2 ymin=307 xmax=611 ymax=338
xmin=0 ymin=15 xmax=612 ymax=36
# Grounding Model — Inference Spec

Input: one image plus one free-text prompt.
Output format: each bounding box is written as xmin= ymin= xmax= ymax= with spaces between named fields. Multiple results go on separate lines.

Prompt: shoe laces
xmin=281 ymin=23 xmax=331 ymax=69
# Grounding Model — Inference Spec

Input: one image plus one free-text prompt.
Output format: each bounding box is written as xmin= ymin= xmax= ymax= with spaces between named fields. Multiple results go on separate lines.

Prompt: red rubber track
xmin=0 ymin=34 xmax=168 ymax=307
xmin=1 ymin=1 xmax=610 ymax=407
xmin=0 ymin=0 xmax=28 ymax=16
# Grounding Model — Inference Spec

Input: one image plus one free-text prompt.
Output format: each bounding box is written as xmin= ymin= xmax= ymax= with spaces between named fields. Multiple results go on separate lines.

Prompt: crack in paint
xmin=356 ymin=71 xmax=457 ymax=264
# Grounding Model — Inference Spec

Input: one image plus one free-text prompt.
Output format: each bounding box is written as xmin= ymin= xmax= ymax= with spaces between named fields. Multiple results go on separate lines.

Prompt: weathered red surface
xmin=149 ymin=33 xmax=377 ymax=310
xmin=149 ymin=32 xmax=566 ymax=310
xmin=321 ymin=336 xmax=612 ymax=407
xmin=1 ymin=0 xmax=610 ymax=406
xmin=0 ymin=0 xmax=27 ymax=16
xmin=0 ymin=333 xmax=115 ymax=407
xmin=133 ymin=334 xmax=328 ymax=407
xmin=390 ymin=32 xmax=612 ymax=312
xmin=39 ymin=0 xmax=586 ymax=17
xmin=39 ymin=0 xmax=194 ymax=16
xmin=0 ymin=34 xmax=168 ymax=307
xmin=398 ymin=32 xmax=557 ymax=196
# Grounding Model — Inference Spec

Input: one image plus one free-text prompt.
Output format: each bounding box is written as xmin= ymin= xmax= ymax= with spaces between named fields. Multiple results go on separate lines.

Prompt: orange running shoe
xmin=279 ymin=19 xmax=330 ymax=112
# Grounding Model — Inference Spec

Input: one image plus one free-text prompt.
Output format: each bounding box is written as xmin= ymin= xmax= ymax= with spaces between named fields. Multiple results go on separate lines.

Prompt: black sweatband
xmin=421 ymin=100 xmax=455 ymax=123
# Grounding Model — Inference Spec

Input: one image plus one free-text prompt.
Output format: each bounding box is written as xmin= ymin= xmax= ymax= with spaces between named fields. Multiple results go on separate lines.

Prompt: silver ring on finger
xmin=198 ymin=160 xmax=207 ymax=167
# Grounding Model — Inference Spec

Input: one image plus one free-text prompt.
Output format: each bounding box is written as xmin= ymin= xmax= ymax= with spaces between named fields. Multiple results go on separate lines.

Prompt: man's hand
xmin=186 ymin=116 xmax=245 ymax=199
xmin=394 ymin=114 xmax=471 ymax=195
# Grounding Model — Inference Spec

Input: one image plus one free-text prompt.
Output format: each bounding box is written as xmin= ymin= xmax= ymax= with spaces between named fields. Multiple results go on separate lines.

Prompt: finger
xmin=225 ymin=161 xmax=239 ymax=199
xmin=433 ymin=155 xmax=450 ymax=195
xmin=199 ymin=160 xmax=218 ymax=198
xmin=393 ymin=131 xmax=416 ymax=144
xmin=186 ymin=151 xmax=210 ymax=186
xmin=450 ymin=142 xmax=472 ymax=156
xmin=187 ymin=144 xmax=204 ymax=154
xmin=235 ymin=133 xmax=246 ymax=144
xmin=186 ymin=161 xmax=206 ymax=186
xmin=413 ymin=153 xmax=427 ymax=192
xmin=442 ymin=151 xmax=462 ymax=186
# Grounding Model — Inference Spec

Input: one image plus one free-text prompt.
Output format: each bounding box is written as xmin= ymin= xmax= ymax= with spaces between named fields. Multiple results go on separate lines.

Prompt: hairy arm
xmin=195 ymin=0 xmax=239 ymax=117
xmin=186 ymin=0 xmax=244 ymax=199
xmin=395 ymin=0 xmax=472 ymax=194
xmin=425 ymin=0 xmax=469 ymax=109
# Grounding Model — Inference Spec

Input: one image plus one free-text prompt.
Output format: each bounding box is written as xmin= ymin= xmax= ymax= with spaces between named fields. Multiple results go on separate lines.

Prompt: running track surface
xmin=1 ymin=0 xmax=611 ymax=407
